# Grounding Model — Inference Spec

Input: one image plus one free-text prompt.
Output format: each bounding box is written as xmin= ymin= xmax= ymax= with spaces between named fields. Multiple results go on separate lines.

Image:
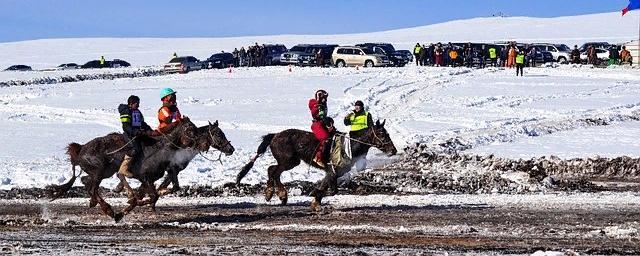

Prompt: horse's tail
xmin=46 ymin=143 xmax=83 ymax=201
xmin=236 ymin=133 xmax=275 ymax=185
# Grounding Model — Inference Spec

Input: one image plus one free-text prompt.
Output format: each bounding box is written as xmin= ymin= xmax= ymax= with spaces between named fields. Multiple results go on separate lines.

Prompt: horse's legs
xmin=112 ymin=173 xmax=125 ymax=193
xmin=93 ymin=178 xmax=123 ymax=222
xmin=81 ymin=176 xmax=98 ymax=208
xmin=158 ymin=169 xmax=180 ymax=196
xmin=138 ymin=178 xmax=159 ymax=212
xmin=274 ymin=159 xmax=300 ymax=205
xmin=310 ymin=168 xmax=337 ymax=212
xmin=264 ymin=165 xmax=277 ymax=201
xmin=117 ymin=175 xmax=140 ymax=216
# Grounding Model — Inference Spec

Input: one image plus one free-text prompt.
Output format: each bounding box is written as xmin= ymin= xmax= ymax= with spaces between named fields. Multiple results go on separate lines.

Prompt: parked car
xmin=4 ymin=65 xmax=32 ymax=71
xmin=110 ymin=59 xmax=131 ymax=68
xmin=279 ymin=44 xmax=338 ymax=66
xmin=356 ymin=43 xmax=409 ymax=67
xmin=301 ymin=44 xmax=338 ymax=66
xmin=396 ymin=50 xmax=414 ymax=63
xmin=280 ymin=44 xmax=313 ymax=66
xmin=203 ymin=52 xmax=234 ymax=69
xmin=262 ymin=44 xmax=288 ymax=66
xmin=163 ymin=56 xmax=202 ymax=74
xmin=331 ymin=46 xmax=390 ymax=67
xmin=531 ymin=43 xmax=572 ymax=63
xmin=56 ymin=63 xmax=79 ymax=70
xmin=81 ymin=59 xmax=130 ymax=69
xmin=579 ymin=42 xmax=612 ymax=53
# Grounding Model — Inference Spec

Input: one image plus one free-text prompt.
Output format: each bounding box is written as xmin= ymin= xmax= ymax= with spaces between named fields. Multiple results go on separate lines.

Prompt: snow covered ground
xmin=0 ymin=11 xmax=639 ymax=190
xmin=0 ymin=63 xmax=639 ymax=190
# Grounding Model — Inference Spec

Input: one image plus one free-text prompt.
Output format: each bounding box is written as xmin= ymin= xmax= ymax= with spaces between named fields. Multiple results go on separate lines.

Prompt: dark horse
xmin=115 ymin=121 xmax=235 ymax=196
xmin=47 ymin=118 xmax=219 ymax=222
xmin=237 ymin=120 xmax=397 ymax=211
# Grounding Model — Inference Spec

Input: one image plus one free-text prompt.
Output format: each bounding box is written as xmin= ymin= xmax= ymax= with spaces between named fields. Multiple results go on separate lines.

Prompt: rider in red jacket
xmin=309 ymin=89 xmax=333 ymax=167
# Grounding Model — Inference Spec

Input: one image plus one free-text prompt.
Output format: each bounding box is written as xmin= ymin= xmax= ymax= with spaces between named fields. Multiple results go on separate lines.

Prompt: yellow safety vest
xmin=349 ymin=112 xmax=369 ymax=131
xmin=414 ymin=46 xmax=422 ymax=54
xmin=516 ymin=54 xmax=525 ymax=64
xmin=489 ymin=48 xmax=497 ymax=58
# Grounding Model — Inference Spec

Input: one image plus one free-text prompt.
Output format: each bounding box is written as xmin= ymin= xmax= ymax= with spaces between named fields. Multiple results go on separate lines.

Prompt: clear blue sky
xmin=0 ymin=0 xmax=632 ymax=43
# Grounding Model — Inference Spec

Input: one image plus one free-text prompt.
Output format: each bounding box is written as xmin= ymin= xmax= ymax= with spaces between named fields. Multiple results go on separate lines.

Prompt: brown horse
xmin=47 ymin=118 xmax=203 ymax=222
xmin=237 ymin=120 xmax=397 ymax=211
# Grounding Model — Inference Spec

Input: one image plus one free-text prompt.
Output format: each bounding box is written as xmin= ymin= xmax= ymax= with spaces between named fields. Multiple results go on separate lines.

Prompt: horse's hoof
xmin=113 ymin=212 xmax=124 ymax=223
xmin=279 ymin=197 xmax=288 ymax=206
xmin=157 ymin=188 xmax=171 ymax=196
xmin=112 ymin=184 xmax=124 ymax=193
xmin=310 ymin=200 xmax=321 ymax=212
xmin=89 ymin=199 xmax=97 ymax=208
xmin=264 ymin=188 xmax=274 ymax=202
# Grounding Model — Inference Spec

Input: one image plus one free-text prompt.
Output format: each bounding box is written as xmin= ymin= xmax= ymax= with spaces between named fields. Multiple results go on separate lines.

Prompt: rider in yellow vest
xmin=343 ymin=100 xmax=374 ymax=137
xmin=339 ymin=100 xmax=374 ymax=187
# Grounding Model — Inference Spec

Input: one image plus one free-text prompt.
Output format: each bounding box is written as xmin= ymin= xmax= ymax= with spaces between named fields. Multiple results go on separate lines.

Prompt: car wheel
xmin=365 ymin=60 xmax=374 ymax=68
xmin=336 ymin=60 xmax=345 ymax=68
xmin=185 ymin=67 xmax=190 ymax=73
xmin=557 ymin=57 xmax=566 ymax=63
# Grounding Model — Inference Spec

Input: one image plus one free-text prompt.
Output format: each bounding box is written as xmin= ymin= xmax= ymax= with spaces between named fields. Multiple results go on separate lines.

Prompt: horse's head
xmin=197 ymin=120 xmax=235 ymax=156
xmin=367 ymin=119 xmax=397 ymax=156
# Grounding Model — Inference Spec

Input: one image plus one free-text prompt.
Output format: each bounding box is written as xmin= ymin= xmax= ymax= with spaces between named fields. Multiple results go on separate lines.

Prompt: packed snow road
xmin=0 ymin=193 xmax=639 ymax=255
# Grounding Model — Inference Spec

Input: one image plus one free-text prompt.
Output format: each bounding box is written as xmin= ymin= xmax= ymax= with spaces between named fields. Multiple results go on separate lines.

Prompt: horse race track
xmin=1 ymin=189 xmax=639 ymax=255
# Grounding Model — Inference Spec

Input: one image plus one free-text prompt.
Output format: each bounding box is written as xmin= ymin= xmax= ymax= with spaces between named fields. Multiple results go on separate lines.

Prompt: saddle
xmin=329 ymin=133 xmax=352 ymax=169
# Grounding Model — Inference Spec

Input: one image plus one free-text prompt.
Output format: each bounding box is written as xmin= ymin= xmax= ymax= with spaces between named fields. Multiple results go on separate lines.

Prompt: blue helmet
xmin=160 ymin=88 xmax=176 ymax=99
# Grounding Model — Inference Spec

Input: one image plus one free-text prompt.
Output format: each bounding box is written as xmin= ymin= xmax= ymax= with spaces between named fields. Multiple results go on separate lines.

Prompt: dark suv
xmin=203 ymin=52 xmax=234 ymax=69
xmin=280 ymin=44 xmax=337 ymax=66
xmin=356 ymin=43 xmax=408 ymax=67
xmin=262 ymin=44 xmax=288 ymax=66
xmin=4 ymin=65 xmax=32 ymax=71
xmin=579 ymin=42 xmax=612 ymax=52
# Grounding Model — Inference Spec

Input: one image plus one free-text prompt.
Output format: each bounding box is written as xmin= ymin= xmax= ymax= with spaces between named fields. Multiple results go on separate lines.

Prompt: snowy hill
xmin=0 ymin=12 xmax=638 ymax=69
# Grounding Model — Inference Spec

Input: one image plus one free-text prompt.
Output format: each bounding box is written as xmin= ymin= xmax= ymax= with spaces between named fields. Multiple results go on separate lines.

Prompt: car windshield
xmin=378 ymin=45 xmax=395 ymax=53
xmin=556 ymin=44 xmax=571 ymax=51
xmin=169 ymin=58 xmax=184 ymax=63
xmin=269 ymin=46 xmax=287 ymax=53
xmin=290 ymin=46 xmax=306 ymax=52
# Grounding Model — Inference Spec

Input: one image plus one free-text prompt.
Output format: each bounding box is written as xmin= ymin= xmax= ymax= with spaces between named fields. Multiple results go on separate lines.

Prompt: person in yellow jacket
xmin=413 ymin=43 xmax=422 ymax=66
xmin=99 ymin=56 xmax=106 ymax=66
xmin=488 ymin=47 xmax=497 ymax=67
xmin=515 ymin=50 xmax=525 ymax=76
xmin=448 ymin=48 xmax=459 ymax=67
xmin=340 ymin=100 xmax=375 ymax=186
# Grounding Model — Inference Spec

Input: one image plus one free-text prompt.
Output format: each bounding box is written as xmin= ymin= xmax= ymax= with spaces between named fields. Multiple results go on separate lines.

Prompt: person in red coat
xmin=309 ymin=89 xmax=333 ymax=167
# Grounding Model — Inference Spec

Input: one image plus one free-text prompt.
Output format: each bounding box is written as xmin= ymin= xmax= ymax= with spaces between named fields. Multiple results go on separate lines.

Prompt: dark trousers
xmin=123 ymin=134 xmax=143 ymax=158
xmin=516 ymin=64 xmax=524 ymax=76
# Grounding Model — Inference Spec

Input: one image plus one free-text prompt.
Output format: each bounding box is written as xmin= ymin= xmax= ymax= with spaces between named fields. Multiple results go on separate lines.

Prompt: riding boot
xmin=118 ymin=155 xmax=135 ymax=178
xmin=322 ymin=137 xmax=333 ymax=165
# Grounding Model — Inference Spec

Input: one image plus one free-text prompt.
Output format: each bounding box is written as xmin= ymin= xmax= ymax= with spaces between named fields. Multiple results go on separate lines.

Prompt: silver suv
xmin=532 ymin=43 xmax=572 ymax=63
xmin=331 ymin=46 xmax=390 ymax=67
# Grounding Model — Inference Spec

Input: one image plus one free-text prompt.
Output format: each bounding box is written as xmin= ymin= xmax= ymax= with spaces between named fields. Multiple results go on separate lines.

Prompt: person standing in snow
xmin=608 ymin=46 xmax=619 ymax=65
xmin=620 ymin=46 xmax=632 ymax=66
xmin=413 ymin=43 xmax=422 ymax=66
xmin=507 ymin=44 xmax=517 ymax=68
xmin=571 ymin=45 xmax=581 ymax=64
xmin=488 ymin=45 xmax=498 ymax=67
xmin=157 ymin=88 xmax=183 ymax=133
xmin=434 ymin=43 xmax=444 ymax=67
xmin=309 ymin=90 xmax=333 ymax=167
xmin=99 ymin=56 xmax=106 ymax=66
xmin=515 ymin=49 xmax=525 ymax=76
xmin=118 ymin=95 xmax=153 ymax=178
xmin=527 ymin=45 xmax=537 ymax=67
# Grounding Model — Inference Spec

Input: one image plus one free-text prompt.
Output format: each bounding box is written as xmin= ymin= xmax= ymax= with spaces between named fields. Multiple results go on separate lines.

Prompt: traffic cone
xmin=288 ymin=64 xmax=292 ymax=72
xmin=228 ymin=64 xmax=233 ymax=73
